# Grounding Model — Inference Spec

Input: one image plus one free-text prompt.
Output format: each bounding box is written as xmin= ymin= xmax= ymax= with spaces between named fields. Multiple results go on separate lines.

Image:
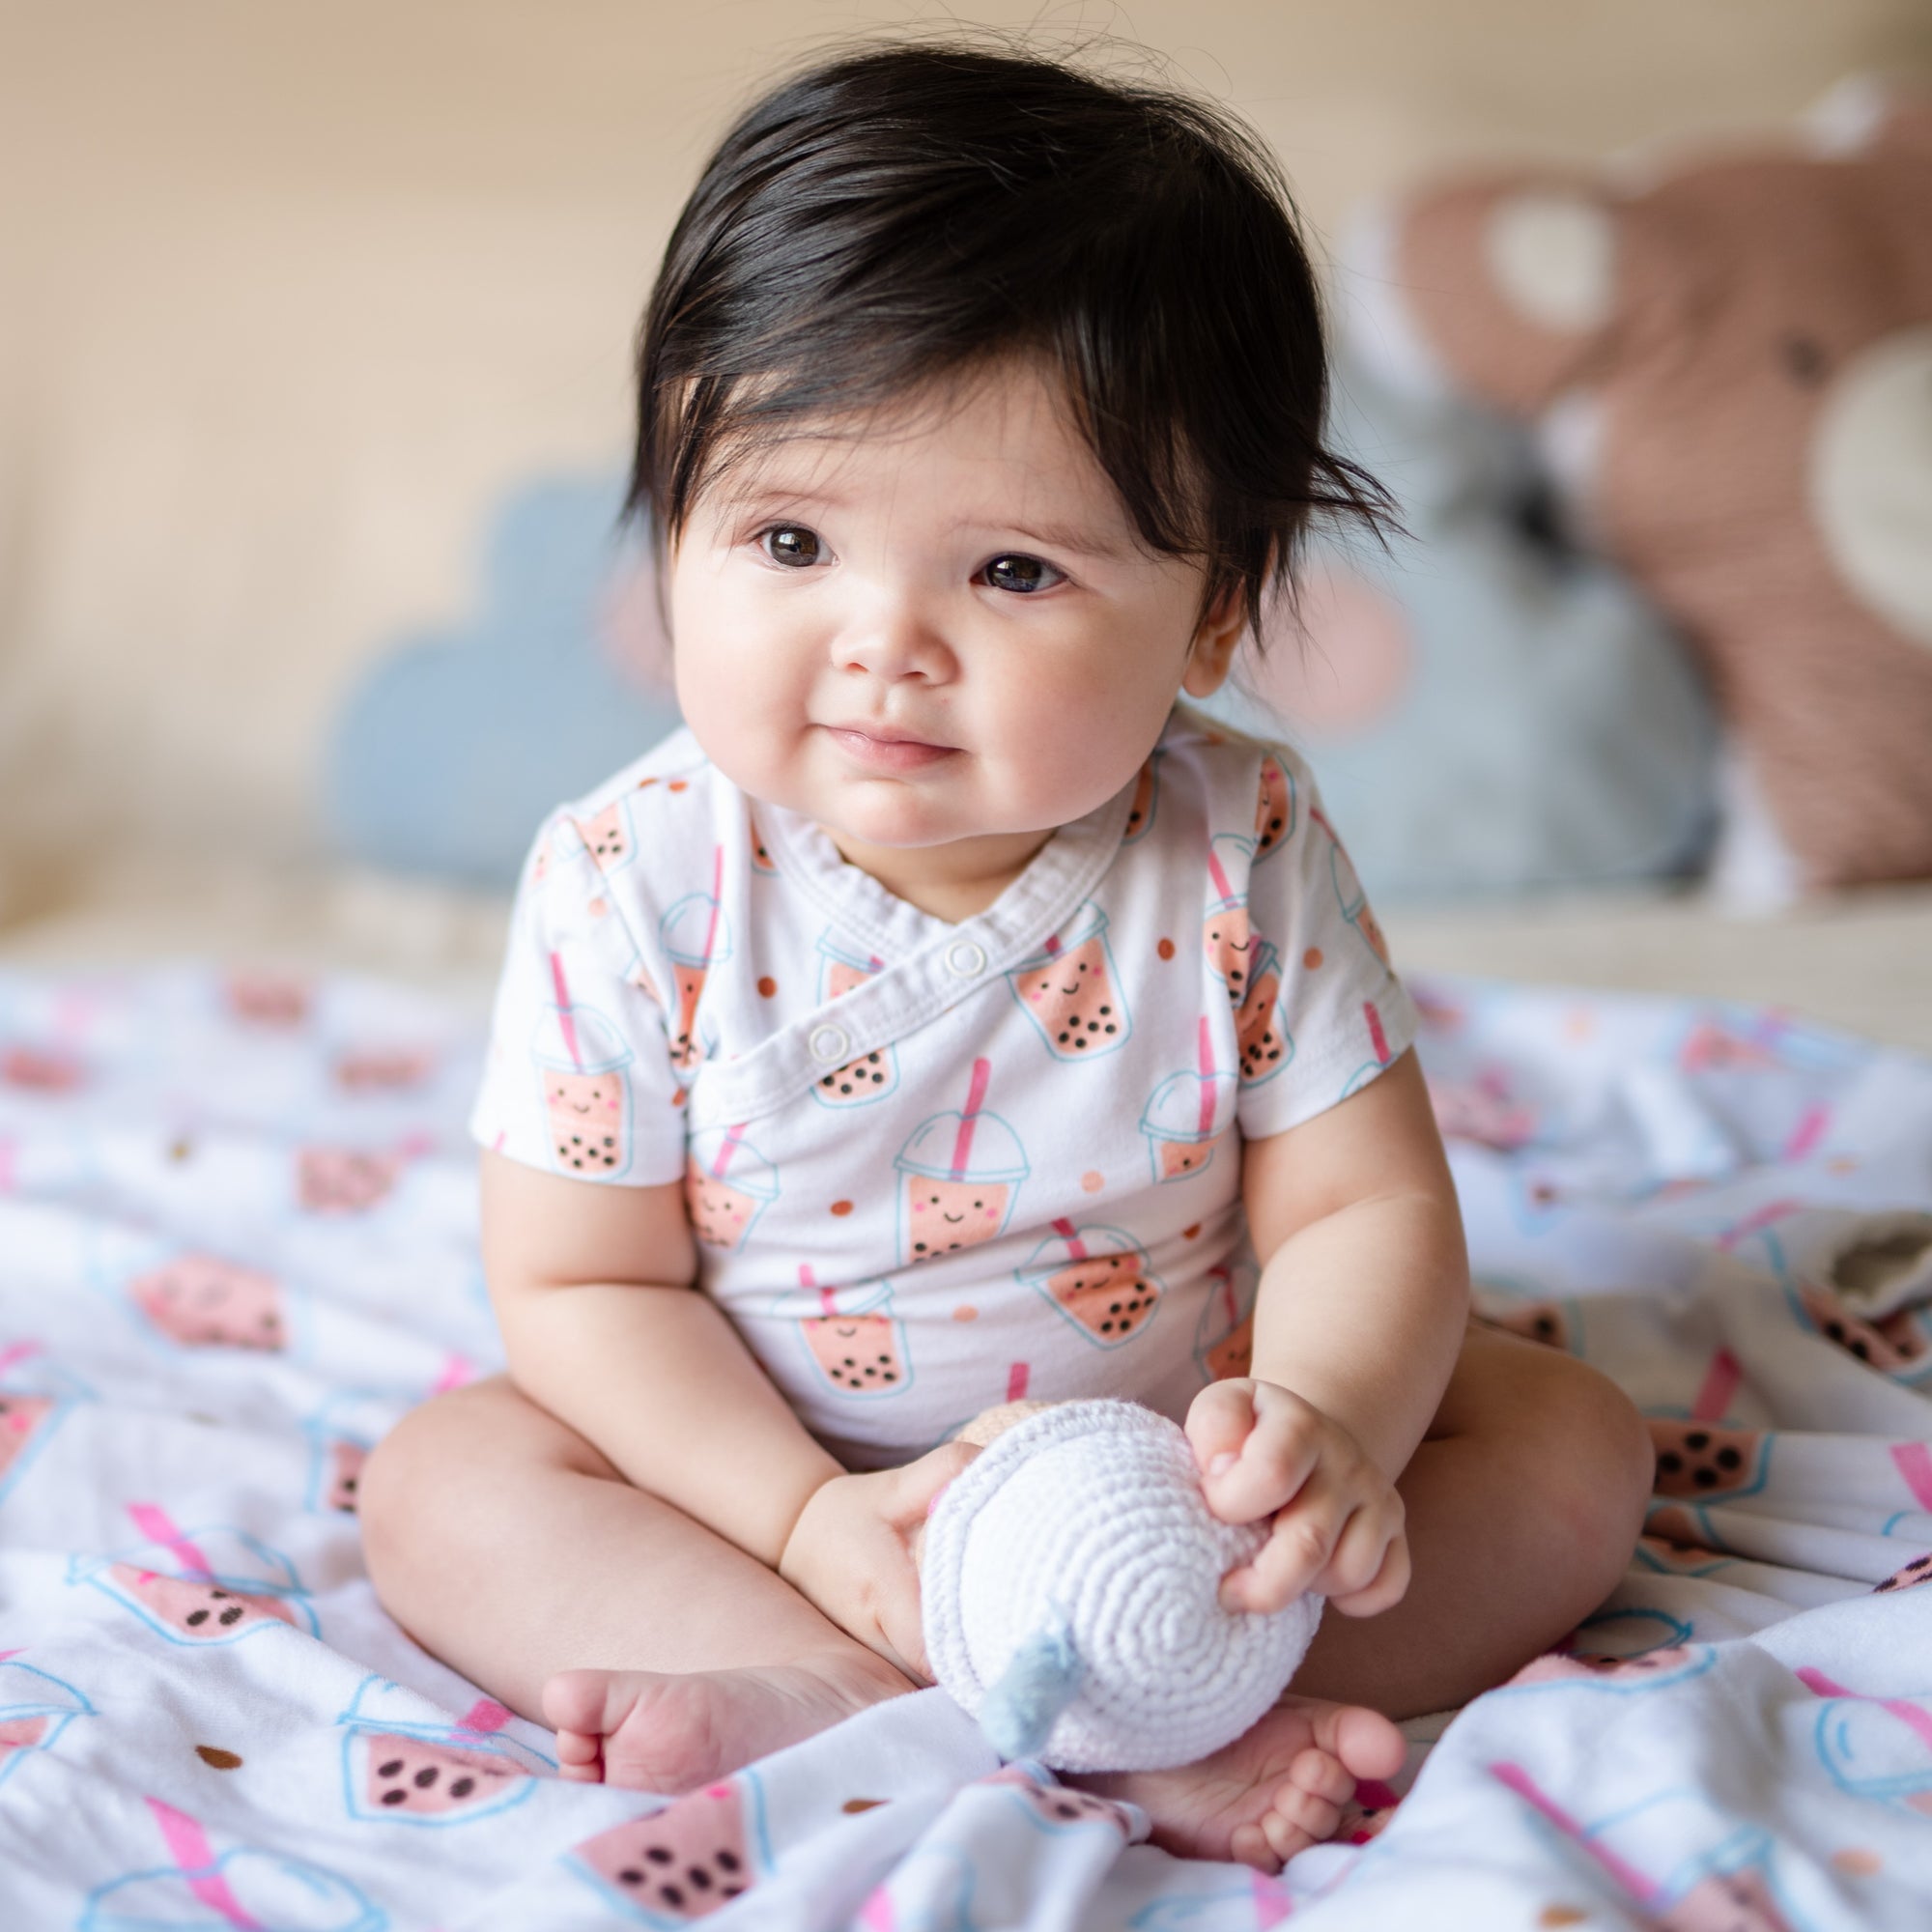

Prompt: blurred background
xmin=2 ymin=1 xmax=1929 ymax=1037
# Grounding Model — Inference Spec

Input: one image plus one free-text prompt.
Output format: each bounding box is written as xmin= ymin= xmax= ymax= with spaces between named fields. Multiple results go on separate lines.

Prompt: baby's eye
xmin=761 ymin=525 xmax=823 ymax=569
xmin=980 ymin=554 xmax=1063 ymax=595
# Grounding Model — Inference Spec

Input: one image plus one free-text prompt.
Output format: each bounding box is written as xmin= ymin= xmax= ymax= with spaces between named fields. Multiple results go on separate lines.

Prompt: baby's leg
xmin=1083 ymin=1325 xmax=1652 ymax=1870
xmin=1289 ymin=1321 xmax=1654 ymax=1717
xmin=358 ymin=1377 xmax=911 ymax=1793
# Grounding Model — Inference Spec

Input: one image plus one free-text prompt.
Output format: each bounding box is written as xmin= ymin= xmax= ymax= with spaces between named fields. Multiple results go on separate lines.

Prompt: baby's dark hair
xmin=627 ymin=41 xmax=1388 ymax=637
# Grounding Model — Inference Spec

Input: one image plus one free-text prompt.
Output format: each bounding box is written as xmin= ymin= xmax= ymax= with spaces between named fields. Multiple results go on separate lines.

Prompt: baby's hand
xmin=1185 ymin=1378 xmax=1409 ymax=1618
xmin=778 ymin=1439 xmax=980 ymax=1683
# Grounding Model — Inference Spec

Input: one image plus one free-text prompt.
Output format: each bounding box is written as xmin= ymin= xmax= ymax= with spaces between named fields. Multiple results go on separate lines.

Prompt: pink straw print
xmin=701 ymin=846 xmax=724 ymax=966
xmin=1051 ymin=1217 xmax=1090 ymax=1262
xmin=128 ymin=1503 xmax=216 ymax=1583
xmin=1891 ymin=1442 xmax=1932 ymax=1514
xmin=1006 ymin=1362 xmax=1031 ymax=1403
xmin=1690 ymin=1349 xmax=1742 ymax=1424
xmin=0 ymin=1340 xmax=43 ymax=1377
xmin=1783 ymin=1105 xmax=1830 ymax=1161
xmin=1489 ymin=1762 xmax=1658 ymax=1905
xmin=456 ymin=1698 xmax=512 ymax=1737
xmin=800 ymin=1263 xmax=836 ymax=1317
xmin=548 ymin=952 xmax=583 ymax=1070
xmin=709 ymin=1122 xmax=747 ymax=1179
xmin=950 ymin=1059 xmax=991 ymax=1180
xmin=1197 ymin=1017 xmax=1218 ymax=1136
xmin=1206 ymin=847 xmax=1237 ymax=904
xmin=145 ymin=1798 xmax=264 ymax=1929
xmin=1796 ymin=1668 xmax=1932 ymax=1751
xmin=1364 ymin=1001 xmax=1390 ymax=1065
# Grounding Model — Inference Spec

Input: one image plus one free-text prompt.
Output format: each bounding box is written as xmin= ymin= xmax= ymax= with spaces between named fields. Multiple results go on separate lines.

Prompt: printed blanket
xmin=0 ymin=963 xmax=1928 ymax=1929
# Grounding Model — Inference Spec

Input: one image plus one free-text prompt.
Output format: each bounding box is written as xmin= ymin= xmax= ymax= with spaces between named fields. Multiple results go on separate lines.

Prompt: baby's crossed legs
xmin=360 ymin=1326 xmax=1651 ymax=1870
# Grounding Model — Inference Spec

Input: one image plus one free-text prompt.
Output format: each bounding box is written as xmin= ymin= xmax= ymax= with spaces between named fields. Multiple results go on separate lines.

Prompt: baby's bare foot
xmin=1078 ymin=1695 xmax=1406 ymax=1874
xmin=543 ymin=1650 xmax=910 ymax=1794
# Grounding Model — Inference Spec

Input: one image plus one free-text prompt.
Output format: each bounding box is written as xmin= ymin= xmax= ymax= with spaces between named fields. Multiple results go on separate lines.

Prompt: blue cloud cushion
xmin=327 ymin=478 xmax=681 ymax=888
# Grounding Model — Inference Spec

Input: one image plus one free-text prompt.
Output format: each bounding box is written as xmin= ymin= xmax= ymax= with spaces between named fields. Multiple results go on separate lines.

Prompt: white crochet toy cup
xmin=921 ymin=1399 xmax=1322 ymax=1772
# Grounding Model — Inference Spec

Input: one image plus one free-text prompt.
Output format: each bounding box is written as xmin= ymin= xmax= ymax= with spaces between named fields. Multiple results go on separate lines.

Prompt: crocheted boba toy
xmin=920 ymin=1399 xmax=1322 ymax=1773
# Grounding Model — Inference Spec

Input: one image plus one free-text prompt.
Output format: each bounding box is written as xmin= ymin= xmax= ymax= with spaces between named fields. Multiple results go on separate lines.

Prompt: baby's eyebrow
xmin=965 ymin=520 xmax=1127 ymax=562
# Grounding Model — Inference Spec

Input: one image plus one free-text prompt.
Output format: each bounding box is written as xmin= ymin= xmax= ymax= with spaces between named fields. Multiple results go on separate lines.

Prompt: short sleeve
xmin=468 ymin=812 xmax=688 ymax=1187
xmin=1228 ymin=751 xmax=1419 ymax=1142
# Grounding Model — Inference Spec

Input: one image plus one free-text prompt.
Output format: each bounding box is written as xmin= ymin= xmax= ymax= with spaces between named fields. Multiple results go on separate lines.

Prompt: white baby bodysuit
xmin=469 ymin=703 xmax=1418 ymax=1469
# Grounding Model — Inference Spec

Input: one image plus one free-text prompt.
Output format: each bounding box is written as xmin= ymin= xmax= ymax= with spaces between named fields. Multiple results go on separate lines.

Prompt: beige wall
xmin=3 ymin=0 xmax=1928 ymax=895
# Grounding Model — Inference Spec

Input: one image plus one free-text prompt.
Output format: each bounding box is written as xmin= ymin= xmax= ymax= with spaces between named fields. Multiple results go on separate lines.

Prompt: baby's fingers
xmin=1309 ymin=1490 xmax=1407 ymax=1614
xmin=1220 ymin=1490 xmax=1342 ymax=1612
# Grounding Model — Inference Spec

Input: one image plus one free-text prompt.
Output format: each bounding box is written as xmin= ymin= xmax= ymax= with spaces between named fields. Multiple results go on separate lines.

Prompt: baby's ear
xmin=1181 ymin=584 xmax=1248 ymax=699
xmin=1364 ymin=172 xmax=1628 ymax=417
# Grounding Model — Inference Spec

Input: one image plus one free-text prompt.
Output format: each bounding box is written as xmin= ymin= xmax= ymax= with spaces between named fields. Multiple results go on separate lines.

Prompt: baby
xmin=362 ymin=43 xmax=1654 ymax=1874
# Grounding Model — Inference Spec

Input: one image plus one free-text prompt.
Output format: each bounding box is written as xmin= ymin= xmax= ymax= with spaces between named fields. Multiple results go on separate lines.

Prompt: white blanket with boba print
xmin=1 ymin=961 xmax=1929 ymax=1930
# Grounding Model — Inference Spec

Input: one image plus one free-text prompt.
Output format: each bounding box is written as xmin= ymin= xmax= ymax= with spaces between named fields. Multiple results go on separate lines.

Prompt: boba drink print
xmin=1194 ymin=1260 xmax=1257 ymax=1380
xmin=1312 ymin=804 xmax=1391 ymax=967
xmin=128 ymin=1253 xmax=286 ymax=1350
xmin=659 ymin=846 xmax=730 ymax=1072
xmin=0 ymin=1343 xmax=85 ymax=1507
xmin=774 ymin=1265 xmax=911 ymax=1398
xmin=71 ymin=1508 xmax=318 ymax=1644
xmin=1491 ymin=1767 xmax=1798 ymax=1932
xmin=82 ymin=1800 xmax=384 ymax=1932
xmin=1254 ymin=752 xmax=1296 ymax=859
xmin=1202 ymin=835 xmax=1258 ymax=999
xmin=895 ymin=1058 xmax=1028 ymax=1265
xmin=685 ymin=1124 xmax=779 ymax=1250
xmin=1235 ymin=940 xmax=1291 ymax=1085
xmin=568 ymin=1772 xmax=771 ymax=1925
xmin=1141 ymin=1017 xmax=1237 ymax=1183
xmin=810 ymin=932 xmax=898 ymax=1107
xmin=1007 ymin=900 xmax=1132 ymax=1061
xmin=0 ymin=1657 xmax=92 ymax=1793
xmin=337 ymin=1675 xmax=551 ymax=1827
xmin=1122 ymin=750 xmax=1161 ymax=844
xmin=533 ymin=953 xmax=636 ymax=1179
xmin=574 ymin=796 xmax=635 ymax=870
xmin=1018 ymin=1219 xmax=1164 ymax=1347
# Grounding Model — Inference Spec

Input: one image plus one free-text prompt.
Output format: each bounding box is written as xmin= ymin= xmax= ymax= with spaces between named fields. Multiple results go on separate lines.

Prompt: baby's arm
xmin=481 ymin=1151 xmax=967 ymax=1674
xmin=1187 ymin=1049 xmax=1469 ymax=1614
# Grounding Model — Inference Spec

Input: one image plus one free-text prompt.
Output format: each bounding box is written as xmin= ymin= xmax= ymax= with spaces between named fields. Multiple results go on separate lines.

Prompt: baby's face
xmin=666 ymin=358 xmax=1241 ymax=892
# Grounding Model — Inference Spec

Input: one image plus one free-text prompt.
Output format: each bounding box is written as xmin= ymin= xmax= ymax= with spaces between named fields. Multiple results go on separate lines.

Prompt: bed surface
xmin=1 ymin=952 xmax=1929 ymax=1927
xmin=2 ymin=858 xmax=1927 ymax=1050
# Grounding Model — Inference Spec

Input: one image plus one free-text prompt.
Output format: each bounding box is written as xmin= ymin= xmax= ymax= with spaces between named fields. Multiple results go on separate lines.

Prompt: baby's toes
xmin=1287 ymin=1744 xmax=1356 ymax=1807
xmin=554 ymin=1727 xmax=605 ymax=1780
xmin=1262 ymin=1782 xmax=1342 ymax=1864
xmin=1228 ymin=1819 xmax=1283 ymax=1876
xmin=543 ymin=1667 xmax=611 ymax=1738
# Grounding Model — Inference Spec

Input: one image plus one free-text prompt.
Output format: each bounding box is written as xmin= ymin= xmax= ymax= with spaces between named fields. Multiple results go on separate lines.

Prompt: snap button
xmin=809 ymin=1023 xmax=851 ymax=1064
xmin=945 ymin=940 xmax=988 ymax=978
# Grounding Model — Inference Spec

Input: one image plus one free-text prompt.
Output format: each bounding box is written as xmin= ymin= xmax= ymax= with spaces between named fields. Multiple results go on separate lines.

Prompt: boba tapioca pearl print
xmin=1235 ymin=941 xmax=1291 ymax=1083
xmin=128 ymin=1254 xmax=286 ymax=1350
xmin=781 ymin=1266 xmax=912 ymax=1398
xmin=1648 ymin=1420 xmax=1770 ymax=1499
xmin=659 ymin=846 xmax=729 ymax=1074
xmin=574 ymin=798 xmax=635 ymax=870
xmin=534 ymin=952 xmax=636 ymax=1178
xmin=811 ymin=934 xmax=900 ymax=1106
xmin=1202 ymin=836 xmax=1257 ymax=1000
xmin=894 ymin=1058 xmax=1028 ymax=1266
xmin=1007 ymin=901 xmax=1132 ymax=1061
xmin=1254 ymin=752 xmax=1296 ymax=858
xmin=1018 ymin=1219 xmax=1163 ymax=1348
xmin=1121 ymin=750 xmax=1160 ymax=843
xmin=570 ymin=1776 xmax=766 ymax=1923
